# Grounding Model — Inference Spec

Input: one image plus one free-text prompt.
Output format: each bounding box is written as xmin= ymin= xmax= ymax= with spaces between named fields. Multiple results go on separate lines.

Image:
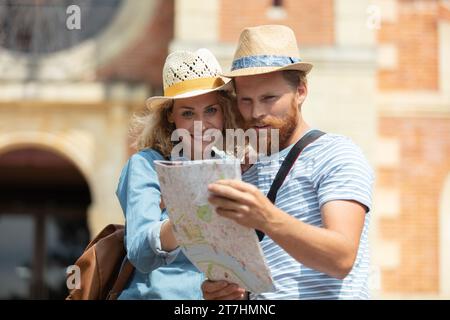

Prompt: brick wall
xmin=377 ymin=1 xmax=450 ymax=295
xmin=377 ymin=0 xmax=447 ymax=91
xmin=378 ymin=116 xmax=450 ymax=293
xmin=219 ymin=0 xmax=334 ymax=46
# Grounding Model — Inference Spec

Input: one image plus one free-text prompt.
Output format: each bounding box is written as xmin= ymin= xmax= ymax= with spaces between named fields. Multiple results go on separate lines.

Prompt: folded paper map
xmin=154 ymin=159 xmax=275 ymax=294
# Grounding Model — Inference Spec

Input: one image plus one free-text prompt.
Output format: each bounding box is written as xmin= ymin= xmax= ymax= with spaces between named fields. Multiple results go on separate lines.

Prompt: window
xmin=273 ymin=0 xmax=283 ymax=7
xmin=0 ymin=148 xmax=91 ymax=299
xmin=267 ymin=0 xmax=287 ymax=20
xmin=0 ymin=0 xmax=122 ymax=54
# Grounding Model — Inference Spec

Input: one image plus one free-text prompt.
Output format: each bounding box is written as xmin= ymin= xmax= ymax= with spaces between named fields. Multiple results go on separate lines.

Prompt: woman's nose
xmin=194 ymin=113 xmax=204 ymax=122
xmin=193 ymin=116 xmax=211 ymax=130
xmin=191 ymin=119 xmax=209 ymax=134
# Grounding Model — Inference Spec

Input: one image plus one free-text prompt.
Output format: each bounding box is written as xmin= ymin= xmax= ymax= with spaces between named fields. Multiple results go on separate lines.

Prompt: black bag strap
xmin=255 ymin=129 xmax=326 ymax=241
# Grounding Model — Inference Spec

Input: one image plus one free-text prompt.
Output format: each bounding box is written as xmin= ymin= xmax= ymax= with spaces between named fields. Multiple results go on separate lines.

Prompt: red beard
xmin=245 ymin=98 xmax=299 ymax=155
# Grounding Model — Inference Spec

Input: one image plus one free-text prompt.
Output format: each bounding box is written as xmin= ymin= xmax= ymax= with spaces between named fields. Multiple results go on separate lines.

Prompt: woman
xmin=115 ymin=48 xmax=241 ymax=299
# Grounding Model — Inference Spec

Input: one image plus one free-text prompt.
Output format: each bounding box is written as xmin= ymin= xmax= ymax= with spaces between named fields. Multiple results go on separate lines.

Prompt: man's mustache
xmin=245 ymin=117 xmax=284 ymax=129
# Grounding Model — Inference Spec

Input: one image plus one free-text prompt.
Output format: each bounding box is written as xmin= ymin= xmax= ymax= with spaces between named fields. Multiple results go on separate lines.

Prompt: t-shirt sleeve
xmin=311 ymin=137 xmax=374 ymax=212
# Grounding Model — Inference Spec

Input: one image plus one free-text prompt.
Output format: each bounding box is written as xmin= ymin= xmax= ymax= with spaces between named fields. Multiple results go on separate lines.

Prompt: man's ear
xmin=296 ymin=82 xmax=308 ymax=105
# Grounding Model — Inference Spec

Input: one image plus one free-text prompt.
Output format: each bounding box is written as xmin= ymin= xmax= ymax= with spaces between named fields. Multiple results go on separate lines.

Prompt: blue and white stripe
xmin=242 ymin=133 xmax=374 ymax=300
xmin=231 ymin=55 xmax=301 ymax=71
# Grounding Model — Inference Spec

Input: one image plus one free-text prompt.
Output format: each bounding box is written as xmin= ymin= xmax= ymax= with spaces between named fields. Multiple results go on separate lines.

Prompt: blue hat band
xmin=231 ymin=55 xmax=301 ymax=71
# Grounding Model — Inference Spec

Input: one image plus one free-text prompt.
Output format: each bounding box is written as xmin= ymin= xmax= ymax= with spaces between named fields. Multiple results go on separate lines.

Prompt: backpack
xmin=66 ymin=224 xmax=134 ymax=300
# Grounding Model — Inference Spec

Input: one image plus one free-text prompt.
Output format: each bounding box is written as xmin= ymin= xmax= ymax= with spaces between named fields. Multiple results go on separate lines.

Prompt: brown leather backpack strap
xmin=105 ymin=200 xmax=165 ymax=300
xmin=106 ymin=258 xmax=135 ymax=300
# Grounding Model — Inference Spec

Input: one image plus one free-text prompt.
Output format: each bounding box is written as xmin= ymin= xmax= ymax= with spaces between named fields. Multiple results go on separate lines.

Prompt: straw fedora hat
xmin=222 ymin=25 xmax=313 ymax=78
xmin=146 ymin=48 xmax=231 ymax=110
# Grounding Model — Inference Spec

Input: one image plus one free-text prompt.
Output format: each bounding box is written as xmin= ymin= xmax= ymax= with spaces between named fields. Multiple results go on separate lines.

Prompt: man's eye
xmin=264 ymin=96 xmax=277 ymax=101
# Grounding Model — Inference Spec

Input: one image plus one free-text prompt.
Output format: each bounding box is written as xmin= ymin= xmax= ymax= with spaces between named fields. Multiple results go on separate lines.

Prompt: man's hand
xmin=207 ymin=179 xmax=279 ymax=232
xmin=201 ymin=280 xmax=246 ymax=300
xmin=208 ymin=180 xmax=367 ymax=280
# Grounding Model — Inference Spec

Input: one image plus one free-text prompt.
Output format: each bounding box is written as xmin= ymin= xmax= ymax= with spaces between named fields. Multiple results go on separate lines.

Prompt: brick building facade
xmin=375 ymin=0 xmax=450 ymax=297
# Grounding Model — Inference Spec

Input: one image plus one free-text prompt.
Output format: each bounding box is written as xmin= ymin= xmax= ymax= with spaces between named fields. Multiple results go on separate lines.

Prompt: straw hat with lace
xmin=146 ymin=48 xmax=231 ymax=111
xmin=222 ymin=24 xmax=313 ymax=78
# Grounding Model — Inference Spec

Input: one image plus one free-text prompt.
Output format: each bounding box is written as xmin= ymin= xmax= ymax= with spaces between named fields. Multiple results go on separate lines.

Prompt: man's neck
xmin=281 ymin=120 xmax=311 ymax=150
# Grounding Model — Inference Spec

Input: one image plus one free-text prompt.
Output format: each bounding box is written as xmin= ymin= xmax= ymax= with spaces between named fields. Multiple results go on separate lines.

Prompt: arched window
xmin=0 ymin=148 xmax=91 ymax=299
xmin=0 ymin=0 xmax=122 ymax=54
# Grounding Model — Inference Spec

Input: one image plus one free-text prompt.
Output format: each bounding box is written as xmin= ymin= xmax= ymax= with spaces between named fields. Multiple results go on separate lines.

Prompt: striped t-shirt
xmin=242 ymin=132 xmax=374 ymax=300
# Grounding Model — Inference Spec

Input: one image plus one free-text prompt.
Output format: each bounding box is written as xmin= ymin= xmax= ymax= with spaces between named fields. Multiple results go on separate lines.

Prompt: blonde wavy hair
xmin=129 ymin=91 xmax=243 ymax=158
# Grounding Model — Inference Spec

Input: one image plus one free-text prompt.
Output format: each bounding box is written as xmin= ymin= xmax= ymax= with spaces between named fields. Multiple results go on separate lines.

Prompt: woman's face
xmin=169 ymin=92 xmax=224 ymax=158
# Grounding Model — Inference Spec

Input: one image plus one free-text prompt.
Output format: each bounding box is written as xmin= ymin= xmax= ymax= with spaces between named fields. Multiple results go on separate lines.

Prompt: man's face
xmin=234 ymin=71 xmax=307 ymax=152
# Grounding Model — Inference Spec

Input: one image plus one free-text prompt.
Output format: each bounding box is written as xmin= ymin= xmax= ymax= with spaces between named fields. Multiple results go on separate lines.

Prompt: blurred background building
xmin=0 ymin=0 xmax=448 ymax=299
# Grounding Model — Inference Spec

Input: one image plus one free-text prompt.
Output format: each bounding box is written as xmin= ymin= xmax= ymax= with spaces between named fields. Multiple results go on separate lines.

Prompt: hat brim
xmin=221 ymin=62 xmax=313 ymax=78
xmin=146 ymin=78 xmax=233 ymax=111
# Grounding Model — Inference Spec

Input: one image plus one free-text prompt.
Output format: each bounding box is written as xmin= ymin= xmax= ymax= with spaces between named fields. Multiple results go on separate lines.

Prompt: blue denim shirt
xmin=115 ymin=148 xmax=204 ymax=299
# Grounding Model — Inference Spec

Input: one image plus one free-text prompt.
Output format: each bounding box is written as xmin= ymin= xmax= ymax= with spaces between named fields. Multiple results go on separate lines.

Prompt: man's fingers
xmin=201 ymin=280 xmax=228 ymax=293
xmin=210 ymin=291 xmax=245 ymax=300
xmin=214 ymin=179 xmax=257 ymax=193
xmin=201 ymin=281 xmax=244 ymax=300
xmin=208 ymin=195 xmax=250 ymax=214
xmin=208 ymin=183 xmax=245 ymax=201
xmin=208 ymin=183 xmax=254 ymax=206
xmin=215 ymin=208 xmax=244 ymax=222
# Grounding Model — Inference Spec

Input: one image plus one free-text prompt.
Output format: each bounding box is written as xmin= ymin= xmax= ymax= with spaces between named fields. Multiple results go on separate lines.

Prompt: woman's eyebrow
xmin=202 ymin=103 xmax=218 ymax=109
xmin=179 ymin=106 xmax=194 ymax=110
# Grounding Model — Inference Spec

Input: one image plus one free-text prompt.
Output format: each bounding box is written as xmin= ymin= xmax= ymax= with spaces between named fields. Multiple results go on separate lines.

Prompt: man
xmin=202 ymin=25 xmax=374 ymax=299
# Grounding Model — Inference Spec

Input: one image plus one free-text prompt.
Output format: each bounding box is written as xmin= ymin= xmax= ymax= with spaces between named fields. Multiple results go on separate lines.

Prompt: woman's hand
xmin=160 ymin=220 xmax=179 ymax=252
